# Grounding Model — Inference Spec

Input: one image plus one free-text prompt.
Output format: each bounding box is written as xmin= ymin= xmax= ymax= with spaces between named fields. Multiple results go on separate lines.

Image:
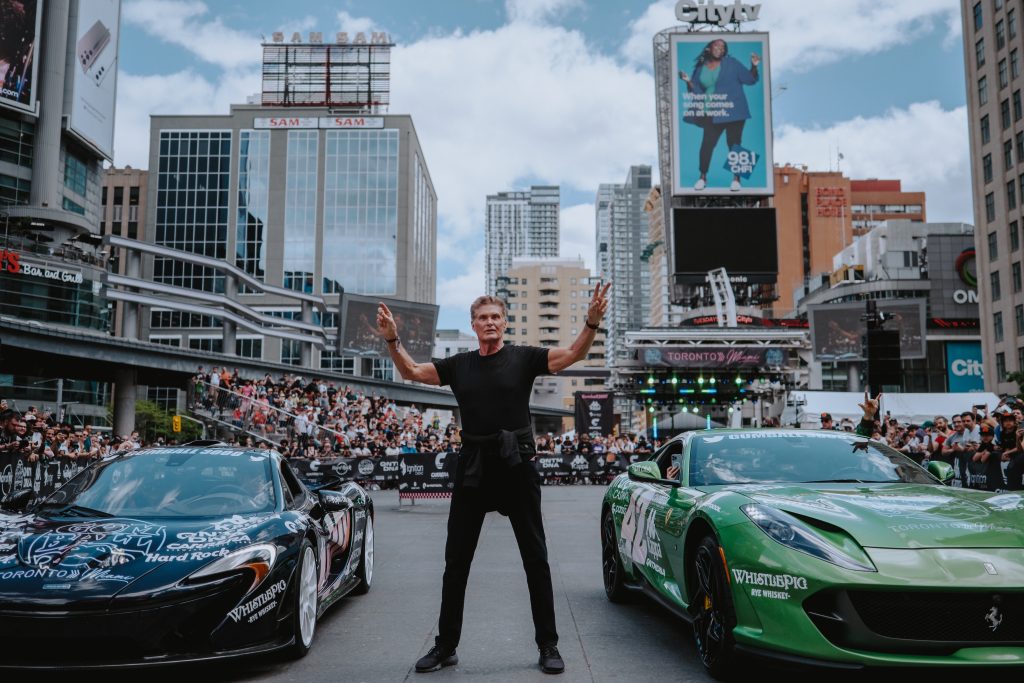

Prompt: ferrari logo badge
xmin=985 ymin=606 xmax=1003 ymax=632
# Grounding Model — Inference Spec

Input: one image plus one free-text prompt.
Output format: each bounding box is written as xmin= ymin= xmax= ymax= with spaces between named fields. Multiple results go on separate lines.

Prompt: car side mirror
xmin=317 ymin=490 xmax=353 ymax=513
xmin=927 ymin=461 xmax=955 ymax=486
xmin=628 ymin=462 xmax=681 ymax=488
xmin=1 ymin=488 xmax=35 ymax=513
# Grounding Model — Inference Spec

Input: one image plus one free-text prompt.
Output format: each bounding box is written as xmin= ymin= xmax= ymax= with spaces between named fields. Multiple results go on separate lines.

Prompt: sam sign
xmin=670 ymin=32 xmax=773 ymax=196
xmin=946 ymin=341 xmax=984 ymax=393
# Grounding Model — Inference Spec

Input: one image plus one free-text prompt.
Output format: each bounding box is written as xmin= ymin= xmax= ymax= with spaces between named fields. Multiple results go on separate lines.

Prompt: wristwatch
xmin=386 ymin=337 xmax=400 ymax=348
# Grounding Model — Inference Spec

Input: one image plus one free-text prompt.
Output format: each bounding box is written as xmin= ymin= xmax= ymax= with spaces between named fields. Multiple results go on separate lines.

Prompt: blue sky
xmin=114 ymin=0 xmax=971 ymax=332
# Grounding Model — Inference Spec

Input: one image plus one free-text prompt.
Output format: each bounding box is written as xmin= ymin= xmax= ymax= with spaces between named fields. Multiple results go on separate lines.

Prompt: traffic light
xmin=172 ymin=415 xmax=182 ymax=432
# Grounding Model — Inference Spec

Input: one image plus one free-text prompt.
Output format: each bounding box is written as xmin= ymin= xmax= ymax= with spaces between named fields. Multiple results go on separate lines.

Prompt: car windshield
xmin=688 ymin=432 xmax=938 ymax=486
xmin=37 ymin=448 xmax=277 ymax=518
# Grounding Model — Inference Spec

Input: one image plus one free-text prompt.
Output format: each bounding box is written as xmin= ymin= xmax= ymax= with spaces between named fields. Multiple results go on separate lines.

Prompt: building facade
xmin=485 ymin=186 xmax=559 ymax=295
xmin=605 ymin=165 xmax=653 ymax=363
xmin=134 ymin=106 xmax=437 ymax=373
xmin=773 ymin=165 xmax=926 ymax=318
xmin=796 ymin=220 xmax=980 ymax=393
xmin=101 ymin=166 xmax=146 ymax=337
xmin=961 ymin=0 xmax=1024 ymax=394
xmin=643 ymin=185 xmax=685 ymax=328
xmin=595 ymin=184 xmax=615 ymax=281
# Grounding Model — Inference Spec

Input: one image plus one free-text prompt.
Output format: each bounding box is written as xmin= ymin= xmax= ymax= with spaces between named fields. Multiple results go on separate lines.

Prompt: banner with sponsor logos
xmin=0 ymin=453 xmax=90 ymax=500
xmin=289 ymin=456 xmax=404 ymax=484
xmin=397 ymin=452 xmax=458 ymax=499
xmin=574 ymin=392 xmax=615 ymax=437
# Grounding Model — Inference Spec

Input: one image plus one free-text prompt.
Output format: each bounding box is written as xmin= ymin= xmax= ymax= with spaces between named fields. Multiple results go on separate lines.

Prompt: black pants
xmin=436 ymin=462 xmax=557 ymax=649
xmin=699 ymin=120 xmax=745 ymax=175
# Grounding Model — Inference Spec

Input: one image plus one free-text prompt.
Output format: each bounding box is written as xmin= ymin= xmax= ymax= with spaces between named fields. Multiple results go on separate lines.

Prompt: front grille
xmin=848 ymin=590 xmax=1024 ymax=643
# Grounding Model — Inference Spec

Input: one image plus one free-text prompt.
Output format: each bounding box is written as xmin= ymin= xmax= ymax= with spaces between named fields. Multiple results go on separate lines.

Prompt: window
xmin=980 ymin=76 xmax=989 ymax=106
xmin=975 ymin=1 xmax=984 ymax=31
xmin=1013 ymin=50 xmax=1021 ymax=79
xmin=1012 ymin=220 xmax=1021 ymax=251
xmin=995 ymin=311 xmax=1005 ymax=342
xmin=1016 ymin=90 xmax=1023 ymax=120
xmin=281 ymin=339 xmax=301 ymax=365
xmin=1000 ymin=59 xmax=1009 ymax=87
xmin=1011 ymin=8 xmax=1019 ymax=38
xmin=995 ymin=0 xmax=1003 ymax=11
xmin=985 ymin=154 xmax=994 ymax=184
xmin=978 ymin=37 xmax=987 ymax=67
xmin=990 ymin=231 xmax=1000 ymax=260
xmin=992 ymin=270 xmax=1002 ymax=301
xmin=982 ymin=114 xmax=992 ymax=144
xmin=902 ymin=251 xmax=919 ymax=267
xmin=1020 ymin=347 xmax=1024 ymax=375
xmin=1017 ymin=304 xmax=1024 ymax=335
xmin=986 ymin=192 xmax=997 ymax=222
xmin=61 ymin=197 xmax=84 ymax=214
xmin=236 ymin=338 xmax=263 ymax=359
xmin=996 ymin=353 xmax=1007 ymax=383
xmin=1009 ymin=179 xmax=1018 ymax=209
xmin=1002 ymin=98 xmax=1011 ymax=128
xmin=998 ymin=19 xmax=1007 ymax=49
xmin=1006 ymin=139 xmax=1014 ymax=169
xmin=1013 ymin=261 xmax=1022 ymax=292
xmin=63 ymin=153 xmax=88 ymax=196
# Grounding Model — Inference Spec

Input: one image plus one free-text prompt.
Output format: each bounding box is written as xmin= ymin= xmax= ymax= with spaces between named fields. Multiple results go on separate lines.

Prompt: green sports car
xmin=600 ymin=429 xmax=1024 ymax=677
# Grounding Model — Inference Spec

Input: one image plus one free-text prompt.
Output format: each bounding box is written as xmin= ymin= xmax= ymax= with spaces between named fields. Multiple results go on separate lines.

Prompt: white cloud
xmin=622 ymin=0 xmax=961 ymax=73
xmin=560 ymin=204 xmax=597 ymax=272
xmin=775 ymin=101 xmax=971 ymax=223
xmin=337 ymin=10 xmax=376 ymax=36
xmin=122 ymin=0 xmax=259 ymax=70
xmin=436 ymin=251 xmax=487 ymax=325
xmin=505 ymin=0 xmax=583 ymax=24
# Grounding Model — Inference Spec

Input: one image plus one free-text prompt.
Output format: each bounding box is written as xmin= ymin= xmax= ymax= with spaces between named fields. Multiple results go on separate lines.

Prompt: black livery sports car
xmin=0 ymin=443 xmax=374 ymax=667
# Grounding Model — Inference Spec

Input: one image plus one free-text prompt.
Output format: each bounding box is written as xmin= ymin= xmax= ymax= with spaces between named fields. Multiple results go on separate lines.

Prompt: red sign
xmin=1 ymin=250 xmax=21 ymax=274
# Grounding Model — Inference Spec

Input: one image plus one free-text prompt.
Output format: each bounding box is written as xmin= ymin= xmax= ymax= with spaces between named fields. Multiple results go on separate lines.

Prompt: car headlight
xmin=741 ymin=504 xmax=875 ymax=572
xmin=186 ymin=543 xmax=279 ymax=592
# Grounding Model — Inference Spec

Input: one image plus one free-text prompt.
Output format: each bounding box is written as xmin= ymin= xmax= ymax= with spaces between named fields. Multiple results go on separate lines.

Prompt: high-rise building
xmin=502 ymin=257 xmax=607 ymax=418
xmin=485 ymin=186 xmax=559 ymax=295
xmin=643 ymin=185 xmax=685 ymax=328
xmin=605 ymin=165 xmax=653 ymax=362
xmin=102 ymin=166 xmax=147 ymax=337
xmin=960 ymin=0 xmax=1024 ymax=394
xmin=0 ymin=0 xmax=121 ymax=334
xmin=773 ymin=165 xmax=926 ymax=317
xmin=595 ymin=184 xmax=615 ymax=281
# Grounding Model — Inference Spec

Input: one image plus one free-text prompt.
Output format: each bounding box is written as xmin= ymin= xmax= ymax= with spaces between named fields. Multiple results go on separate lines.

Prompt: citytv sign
xmin=675 ymin=0 xmax=762 ymax=25
xmin=946 ymin=341 xmax=984 ymax=392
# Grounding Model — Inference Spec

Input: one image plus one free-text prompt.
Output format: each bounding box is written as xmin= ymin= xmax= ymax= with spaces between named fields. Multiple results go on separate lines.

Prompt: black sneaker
xmin=415 ymin=644 xmax=458 ymax=673
xmin=538 ymin=645 xmax=565 ymax=674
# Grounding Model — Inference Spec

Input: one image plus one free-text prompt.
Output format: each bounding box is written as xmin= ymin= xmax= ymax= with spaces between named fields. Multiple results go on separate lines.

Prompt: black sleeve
xmin=433 ymin=355 xmax=455 ymax=388
xmin=524 ymin=346 xmax=551 ymax=377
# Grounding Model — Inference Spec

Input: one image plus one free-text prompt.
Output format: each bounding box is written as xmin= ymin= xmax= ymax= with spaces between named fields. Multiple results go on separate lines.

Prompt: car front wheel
xmin=287 ymin=541 xmax=318 ymax=659
xmin=691 ymin=535 xmax=737 ymax=680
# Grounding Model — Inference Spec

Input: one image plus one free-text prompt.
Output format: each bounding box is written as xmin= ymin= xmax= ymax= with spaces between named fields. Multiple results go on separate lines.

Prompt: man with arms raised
xmin=376 ymin=283 xmax=610 ymax=675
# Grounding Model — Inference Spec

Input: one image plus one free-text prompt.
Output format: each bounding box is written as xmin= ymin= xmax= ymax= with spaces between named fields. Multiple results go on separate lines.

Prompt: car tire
xmin=601 ymin=508 xmax=629 ymax=603
xmin=287 ymin=541 xmax=319 ymax=659
xmin=352 ymin=511 xmax=374 ymax=595
xmin=691 ymin=535 xmax=737 ymax=680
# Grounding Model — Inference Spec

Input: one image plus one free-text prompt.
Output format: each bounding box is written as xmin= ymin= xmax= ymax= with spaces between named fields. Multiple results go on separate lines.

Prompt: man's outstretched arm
xmin=377 ymin=303 xmax=441 ymax=385
xmin=548 ymin=282 xmax=610 ymax=374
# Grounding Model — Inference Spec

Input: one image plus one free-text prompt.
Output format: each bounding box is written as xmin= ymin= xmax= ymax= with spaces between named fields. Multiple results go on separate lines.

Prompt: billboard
xmin=808 ymin=300 xmax=927 ymax=362
xmin=670 ymin=32 xmax=773 ymax=196
xmin=622 ymin=346 xmax=787 ymax=369
xmin=926 ymin=234 xmax=980 ymax=320
xmin=946 ymin=341 xmax=985 ymax=392
xmin=0 ymin=0 xmax=41 ymax=114
xmin=68 ymin=0 xmax=121 ymax=159
xmin=339 ymin=294 xmax=438 ymax=363
xmin=673 ymin=208 xmax=777 ymax=283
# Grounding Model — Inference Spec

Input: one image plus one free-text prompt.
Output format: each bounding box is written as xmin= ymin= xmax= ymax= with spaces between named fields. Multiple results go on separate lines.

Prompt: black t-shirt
xmin=433 ymin=345 xmax=549 ymax=435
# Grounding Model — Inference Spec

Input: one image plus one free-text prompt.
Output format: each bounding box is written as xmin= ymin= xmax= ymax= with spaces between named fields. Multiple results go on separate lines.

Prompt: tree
xmin=1007 ymin=371 xmax=1024 ymax=400
xmin=129 ymin=401 xmax=202 ymax=444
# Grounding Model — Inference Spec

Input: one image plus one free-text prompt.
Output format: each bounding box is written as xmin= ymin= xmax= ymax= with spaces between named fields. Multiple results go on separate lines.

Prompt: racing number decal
xmin=621 ymin=489 xmax=656 ymax=566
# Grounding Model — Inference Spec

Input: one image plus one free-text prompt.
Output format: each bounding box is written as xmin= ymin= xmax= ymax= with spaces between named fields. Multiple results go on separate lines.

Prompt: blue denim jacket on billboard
xmin=683 ymin=55 xmax=759 ymax=125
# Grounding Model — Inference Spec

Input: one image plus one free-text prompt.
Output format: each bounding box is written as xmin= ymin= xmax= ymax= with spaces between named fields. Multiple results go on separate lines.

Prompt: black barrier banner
xmin=398 ymin=452 xmax=458 ymax=495
xmin=574 ymin=392 xmax=615 ymax=437
xmin=290 ymin=456 xmax=404 ymax=484
xmin=0 ymin=452 xmax=90 ymax=500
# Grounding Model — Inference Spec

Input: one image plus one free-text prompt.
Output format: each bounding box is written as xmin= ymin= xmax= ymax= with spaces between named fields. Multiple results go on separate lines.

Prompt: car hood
xmin=0 ymin=512 xmax=283 ymax=604
xmin=732 ymin=484 xmax=1024 ymax=549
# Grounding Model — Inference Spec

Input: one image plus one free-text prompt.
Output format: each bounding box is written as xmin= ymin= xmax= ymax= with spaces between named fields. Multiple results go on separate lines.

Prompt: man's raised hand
xmin=857 ymin=391 xmax=881 ymax=421
xmin=586 ymin=281 xmax=612 ymax=327
xmin=376 ymin=303 xmax=398 ymax=340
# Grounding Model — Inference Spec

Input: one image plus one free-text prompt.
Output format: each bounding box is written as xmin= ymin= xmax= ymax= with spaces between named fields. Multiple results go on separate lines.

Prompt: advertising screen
xmin=673 ymin=207 xmax=777 ymax=283
xmin=69 ymin=0 xmax=121 ymax=159
xmin=0 ymin=0 xmax=41 ymax=114
xmin=670 ymin=32 xmax=773 ymax=196
xmin=808 ymin=300 xmax=927 ymax=362
xmin=340 ymin=294 xmax=438 ymax=363
xmin=946 ymin=341 xmax=985 ymax=392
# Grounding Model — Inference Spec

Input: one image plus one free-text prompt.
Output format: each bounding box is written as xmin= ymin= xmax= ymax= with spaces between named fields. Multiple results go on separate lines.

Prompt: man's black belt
xmin=458 ymin=425 xmax=534 ymax=487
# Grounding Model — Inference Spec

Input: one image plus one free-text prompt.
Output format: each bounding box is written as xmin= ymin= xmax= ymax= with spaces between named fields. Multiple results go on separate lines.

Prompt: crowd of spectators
xmin=0 ymin=399 xmax=141 ymax=463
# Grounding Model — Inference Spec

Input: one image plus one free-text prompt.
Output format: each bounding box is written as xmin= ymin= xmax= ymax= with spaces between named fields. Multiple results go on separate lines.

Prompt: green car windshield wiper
xmin=36 ymin=502 xmax=114 ymax=518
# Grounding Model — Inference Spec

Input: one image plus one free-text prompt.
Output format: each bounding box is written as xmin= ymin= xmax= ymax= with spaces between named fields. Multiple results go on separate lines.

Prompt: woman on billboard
xmin=678 ymin=39 xmax=760 ymax=192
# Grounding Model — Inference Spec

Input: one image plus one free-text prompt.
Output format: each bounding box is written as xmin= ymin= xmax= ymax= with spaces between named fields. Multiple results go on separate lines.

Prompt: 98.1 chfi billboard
xmin=670 ymin=32 xmax=773 ymax=196
xmin=0 ymin=0 xmax=42 ymax=114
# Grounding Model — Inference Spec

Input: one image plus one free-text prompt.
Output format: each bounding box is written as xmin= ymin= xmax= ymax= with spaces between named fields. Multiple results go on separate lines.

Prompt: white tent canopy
xmin=791 ymin=391 xmax=1002 ymax=428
